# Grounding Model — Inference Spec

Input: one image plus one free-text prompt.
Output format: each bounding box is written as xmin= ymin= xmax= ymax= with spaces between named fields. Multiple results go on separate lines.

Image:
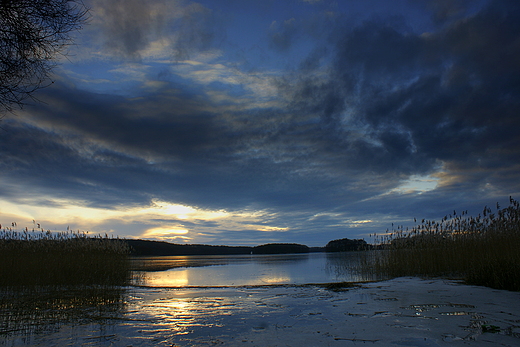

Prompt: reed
xmin=370 ymin=197 xmax=520 ymax=291
xmin=0 ymin=228 xmax=131 ymax=286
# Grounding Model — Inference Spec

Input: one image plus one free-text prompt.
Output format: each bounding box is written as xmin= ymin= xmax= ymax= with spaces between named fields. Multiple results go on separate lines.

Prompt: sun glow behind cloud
xmin=143 ymin=226 xmax=191 ymax=242
xmin=146 ymin=200 xmax=230 ymax=220
xmin=1 ymin=197 xmax=206 ymax=227
xmin=0 ymin=197 xmax=293 ymax=243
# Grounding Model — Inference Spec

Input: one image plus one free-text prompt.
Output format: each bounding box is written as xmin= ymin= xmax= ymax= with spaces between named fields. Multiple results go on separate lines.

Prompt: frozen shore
xmin=2 ymin=277 xmax=520 ymax=346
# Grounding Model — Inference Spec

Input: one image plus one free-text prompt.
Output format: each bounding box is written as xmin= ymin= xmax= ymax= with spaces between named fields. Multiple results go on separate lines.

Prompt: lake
xmin=2 ymin=256 xmax=518 ymax=346
xmin=5 ymin=253 xmax=519 ymax=346
xmin=0 ymin=252 xmax=383 ymax=346
xmin=131 ymin=251 xmax=380 ymax=287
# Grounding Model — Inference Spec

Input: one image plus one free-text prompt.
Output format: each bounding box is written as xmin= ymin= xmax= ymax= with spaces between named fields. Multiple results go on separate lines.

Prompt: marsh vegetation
xmin=0 ymin=228 xmax=131 ymax=286
xmin=0 ymin=228 xmax=132 ymax=343
xmin=368 ymin=198 xmax=520 ymax=291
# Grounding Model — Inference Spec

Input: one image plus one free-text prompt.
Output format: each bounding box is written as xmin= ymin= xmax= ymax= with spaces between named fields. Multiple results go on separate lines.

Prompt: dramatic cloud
xmin=281 ymin=0 xmax=520 ymax=191
xmin=91 ymin=0 xmax=222 ymax=59
xmin=1 ymin=0 xmax=518 ymax=246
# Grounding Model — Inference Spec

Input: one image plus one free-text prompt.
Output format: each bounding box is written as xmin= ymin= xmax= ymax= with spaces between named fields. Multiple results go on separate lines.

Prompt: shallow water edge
xmin=2 ymin=277 xmax=520 ymax=346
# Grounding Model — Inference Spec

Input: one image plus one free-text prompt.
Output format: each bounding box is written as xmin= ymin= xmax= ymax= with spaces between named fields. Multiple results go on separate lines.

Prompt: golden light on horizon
xmin=1 ymin=195 xmax=289 ymax=243
xmin=143 ymin=226 xmax=190 ymax=239
xmin=0 ymin=197 xmax=229 ymax=233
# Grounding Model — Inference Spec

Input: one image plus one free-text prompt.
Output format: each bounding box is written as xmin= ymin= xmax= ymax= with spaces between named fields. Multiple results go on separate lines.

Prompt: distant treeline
xmin=125 ymin=239 xmax=313 ymax=256
xmin=253 ymin=243 xmax=309 ymax=254
xmin=124 ymin=238 xmax=370 ymax=256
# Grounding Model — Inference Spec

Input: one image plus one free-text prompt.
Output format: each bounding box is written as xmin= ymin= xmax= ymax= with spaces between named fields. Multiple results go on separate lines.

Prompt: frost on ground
xmin=1 ymin=277 xmax=520 ymax=346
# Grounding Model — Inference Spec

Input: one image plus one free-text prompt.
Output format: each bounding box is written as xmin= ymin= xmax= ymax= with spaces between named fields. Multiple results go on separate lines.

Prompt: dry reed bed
xmin=0 ymin=229 xmax=131 ymax=286
xmin=370 ymin=197 xmax=520 ymax=291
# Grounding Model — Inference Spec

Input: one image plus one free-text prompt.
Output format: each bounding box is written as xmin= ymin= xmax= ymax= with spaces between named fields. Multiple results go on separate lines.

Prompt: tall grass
xmin=0 ymin=228 xmax=131 ymax=286
xmin=370 ymin=197 xmax=520 ymax=291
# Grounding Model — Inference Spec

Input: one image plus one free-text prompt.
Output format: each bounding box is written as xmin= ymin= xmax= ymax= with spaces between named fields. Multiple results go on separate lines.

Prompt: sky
xmin=1 ymin=0 xmax=519 ymax=246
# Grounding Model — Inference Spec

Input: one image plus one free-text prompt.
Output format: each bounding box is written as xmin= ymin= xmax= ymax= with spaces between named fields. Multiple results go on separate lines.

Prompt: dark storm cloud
xmin=11 ymin=63 xmax=415 ymax=218
xmin=93 ymin=0 xmax=222 ymax=59
xmin=1 ymin=81 xmax=366 ymax=212
xmin=280 ymin=0 xmax=520 ymax=195
xmin=28 ymin=85 xmax=225 ymax=162
xmin=0 ymin=118 xmax=157 ymax=208
xmin=27 ymin=3 xmax=520 ymax=213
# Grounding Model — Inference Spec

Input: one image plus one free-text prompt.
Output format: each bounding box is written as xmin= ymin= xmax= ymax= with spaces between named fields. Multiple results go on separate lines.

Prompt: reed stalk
xmin=370 ymin=197 xmax=520 ymax=291
xmin=0 ymin=229 xmax=131 ymax=286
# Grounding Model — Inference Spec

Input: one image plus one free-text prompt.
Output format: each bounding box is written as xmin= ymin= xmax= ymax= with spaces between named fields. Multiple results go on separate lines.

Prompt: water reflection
xmin=130 ymin=253 xmax=309 ymax=272
xmin=132 ymin=252 xmax=381 ymax=287
xmin=0 ymin=252 xmax=385 ymax=346
xmin=125 ymin=287 xmax=290 ymax=346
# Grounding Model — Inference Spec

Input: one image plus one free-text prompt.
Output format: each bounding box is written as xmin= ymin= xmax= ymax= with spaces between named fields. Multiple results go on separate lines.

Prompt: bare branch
xmin=0 ymin=0 xmax=88 ymax=112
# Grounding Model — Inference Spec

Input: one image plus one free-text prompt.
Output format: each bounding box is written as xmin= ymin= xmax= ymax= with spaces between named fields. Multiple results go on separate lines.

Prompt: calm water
xmin=131 ymin=251 xmax=378 ymax=287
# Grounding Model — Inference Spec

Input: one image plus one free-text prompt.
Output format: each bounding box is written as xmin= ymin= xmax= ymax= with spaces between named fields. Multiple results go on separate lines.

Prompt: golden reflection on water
xmin=258 ymin=276 xmax=292 ymax=284
xmin=125 ymin=289 xmax=248 ymax=344
xmin=139 ymin=297 xmax=198 ymax=336
xmin=140 ymin=268 xmax=295 ymax=287
xmin=121 ymin=285 xmax=345 ymax=346
xmin=144 ymin=269 xmax=190 ymax=287
xmin=132 ymin=252 xmax=380 ymax=287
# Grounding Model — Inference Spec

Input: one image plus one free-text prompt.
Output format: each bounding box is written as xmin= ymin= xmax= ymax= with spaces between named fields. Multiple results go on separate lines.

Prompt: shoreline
xmin=154 ymin=277 xmax=519 ymax=346
xmin=3 ymin=277 xmax=520 ymax=346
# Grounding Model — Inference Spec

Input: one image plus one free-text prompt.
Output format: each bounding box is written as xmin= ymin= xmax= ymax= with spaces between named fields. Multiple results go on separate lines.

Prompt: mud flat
xmin=2 ymin=277 xmax=520 ymax=346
